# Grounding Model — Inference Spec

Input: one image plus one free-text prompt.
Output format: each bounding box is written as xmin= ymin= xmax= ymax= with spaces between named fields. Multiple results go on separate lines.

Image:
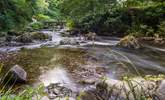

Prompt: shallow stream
xmin=0 ymin=29 xmax=165 ymax=94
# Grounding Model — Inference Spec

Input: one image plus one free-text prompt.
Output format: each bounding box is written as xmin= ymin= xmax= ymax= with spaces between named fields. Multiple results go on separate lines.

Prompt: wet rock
xmin=81 ymin=90 xmax=102 ymax=100
xmin=95 ymin=67 xmax=107 ymax=75
xmin=60 ymin=38 xmax=79 ymax=45
xmin=66 ymin=28 xmax=81 ymax=36
xmin=40 ymin=96 xmax=49 ymax=100
xmin=14 ymin=32 xmax=51 ymax=43
xmin=78 ymin=79 xmax=96 ymax=85
xmin=153 ymin=34 xmax=165 ymax=45
xmin=60 ymin=32 xmax=71 ymax=37
xmin=117 ymin=35 xmax=141 ymax=49
xmin=45 ymin=83 xmax=76 ymax=99
xmin=157 ymin=80 xmax=165 ymax=100
xmin=95 ymin=78 xmax=158 ymax=100
xmin=0 ymin=42 xmax=24 ymax=47
xmin=14 ymin=33 xmax=33 ymax=43
xmin=0 ymin=32 xmax=7 ymax=37
xmin=30 ymin=32 xmax=51 ymax=41
xmin=5 ymin=31 xmax=21 ymax=42
xmin=139 ymin=36 xmax=165 ymax=46
xmin=4 ymin=65 xmax=27 ymax=83
xmin=84 ymin=32 xmax=96 ymax=41
xmin=5 ymin=36 xmax=16 ymax=42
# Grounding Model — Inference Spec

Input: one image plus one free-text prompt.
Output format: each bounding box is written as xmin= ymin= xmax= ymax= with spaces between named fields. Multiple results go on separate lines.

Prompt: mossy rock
xmin=30 ymin=32 xmax=51 ymax=41
xmin=15 ymin=33 xmax=33 ymax=43
xmin=60 ymin=32 xmax=71 ymax=37
xmin=4 ymin=31 xmax=22 ymax=42
xmin=0 ymin=32 xmax=7 ymax=37
xmin=117 ymin=35 xmax=141 ymax=49
xmin=14 ymin=32 xmax=51 ymax=43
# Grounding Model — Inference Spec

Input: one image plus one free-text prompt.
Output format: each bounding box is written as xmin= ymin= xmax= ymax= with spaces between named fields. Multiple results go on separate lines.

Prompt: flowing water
xmin=0 ymin=29 xmax=165 ymax=93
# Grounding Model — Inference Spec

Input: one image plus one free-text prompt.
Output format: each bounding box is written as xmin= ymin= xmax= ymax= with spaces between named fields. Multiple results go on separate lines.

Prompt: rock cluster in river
xmin=2 ymin=31 xmax=52 ymax=45
xmin=45 ymin=83 xmax=76 ymax=100
xmin=60 ymin=38 xmax=80 ymax=45
xmin=14 ymin=32 xmax=51 ymax=43
xmin=92 ymin=77 xmax=165 ymax=100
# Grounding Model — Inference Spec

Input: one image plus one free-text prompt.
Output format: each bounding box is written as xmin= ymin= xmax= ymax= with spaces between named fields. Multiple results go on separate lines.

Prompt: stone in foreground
xmin=4 ymin=65 xmax=27 ymax=84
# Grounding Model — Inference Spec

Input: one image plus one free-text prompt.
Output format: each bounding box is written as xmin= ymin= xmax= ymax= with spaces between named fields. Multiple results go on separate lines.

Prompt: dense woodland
xmin=0 ymin=0 xmax=165 ymax=37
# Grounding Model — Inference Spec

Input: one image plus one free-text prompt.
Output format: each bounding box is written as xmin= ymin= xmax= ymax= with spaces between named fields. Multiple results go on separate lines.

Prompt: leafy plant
xmin=29 ymin=22 xmax=44 ymax=30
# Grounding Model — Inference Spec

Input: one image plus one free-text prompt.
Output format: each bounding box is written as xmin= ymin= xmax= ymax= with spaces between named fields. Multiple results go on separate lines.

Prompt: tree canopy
xmin=0 ymin=0 xmax=165 ymax=37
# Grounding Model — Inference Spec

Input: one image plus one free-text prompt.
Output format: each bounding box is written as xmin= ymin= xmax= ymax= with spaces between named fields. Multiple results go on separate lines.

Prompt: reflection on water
xmin=39 ymin=67 xmax=77 ymax=91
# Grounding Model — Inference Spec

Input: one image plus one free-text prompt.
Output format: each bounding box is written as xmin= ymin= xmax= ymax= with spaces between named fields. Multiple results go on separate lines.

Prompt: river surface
xmin=0 ymin=29 xmax=165 ymax=94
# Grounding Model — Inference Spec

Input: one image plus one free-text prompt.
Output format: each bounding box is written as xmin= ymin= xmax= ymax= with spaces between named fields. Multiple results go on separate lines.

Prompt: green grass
xmin=0 ymin=63 xmax=46 ymax=100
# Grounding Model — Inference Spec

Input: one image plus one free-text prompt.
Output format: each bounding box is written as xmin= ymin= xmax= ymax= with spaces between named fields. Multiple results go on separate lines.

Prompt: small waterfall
xmin=51 ymin=31 xmax=62 ymax=43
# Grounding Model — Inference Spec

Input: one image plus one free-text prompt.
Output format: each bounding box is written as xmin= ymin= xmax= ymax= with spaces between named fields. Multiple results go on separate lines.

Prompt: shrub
xmin=157 ymin=21 xmax=165 ymax=37
xmin=29 ymin=22 xmax=44 ymax=30
xmin=35 ymin=14 xmax=51 ymax=22
xmin=66 ymin=19 xmax=76 ymax=30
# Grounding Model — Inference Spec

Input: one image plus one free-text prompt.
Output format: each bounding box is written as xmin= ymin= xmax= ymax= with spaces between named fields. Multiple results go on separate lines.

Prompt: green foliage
xmin=33 ymin=0 xmax=49 ymax=14
xmin=35 ymin=14 xmax=51 ymax=22
xmin=59 ymin=0 xmax=165 ymax=37
xmin=46 ymin=0 xmax=64 ymax=21
xmin=157 ymin=21 xmax=165 ymax=37
xmin=0 ymin=84 xmax=45 ymax=100
xmin=0 ymin=0 xmax=34 ymax=31
xmin=0 ymin=0 xmax=60 ymax=31
xmin=0 ymin=0 xmax=164 ymax=37
xmin=29 ymin=22 xmax=44 ymax=30
xmin=60 ymin=0 xmax=116 ymax=32
xmin=66 ymin=19 xmax=76 ymax=30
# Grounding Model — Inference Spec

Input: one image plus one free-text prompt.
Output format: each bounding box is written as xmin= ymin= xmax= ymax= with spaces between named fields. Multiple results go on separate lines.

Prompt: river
xmin=0 ymin=28 xmax=165 ymax=98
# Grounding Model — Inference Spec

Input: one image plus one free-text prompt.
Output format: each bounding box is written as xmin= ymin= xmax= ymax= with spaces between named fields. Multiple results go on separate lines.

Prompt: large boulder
xmin=5 ymin=31 xmax=21 ymax=42
xmin=157 ymin=80 xmax=165 ymax=100
xmin=117 ymin=35 xmax=141 ymax=49
xmin=4 ymin=65 xmax=27 ymax=84
xmin=14 ymin=33 xmax=32 ymax=43
xmin=95 ymin=77 xmax=159 ymax=100
xmin=30 ymin=32 xmax=52 ymax=41
xmin=14 ymin=32 xmax=51 ymax=43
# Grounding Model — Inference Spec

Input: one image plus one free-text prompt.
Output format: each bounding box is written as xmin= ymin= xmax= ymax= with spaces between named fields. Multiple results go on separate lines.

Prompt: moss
xmin=15 ymin=33 xmax=33 ymax=43
xmin=29 ymin=22 xmax=44 ymax=30
xmin=118 ymin=35 xmax=141 ymax=49
xmin=144 ymin=74 xmax=165 ymax=81
xmin=30 ymin=32 xmax=50 ymax=41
